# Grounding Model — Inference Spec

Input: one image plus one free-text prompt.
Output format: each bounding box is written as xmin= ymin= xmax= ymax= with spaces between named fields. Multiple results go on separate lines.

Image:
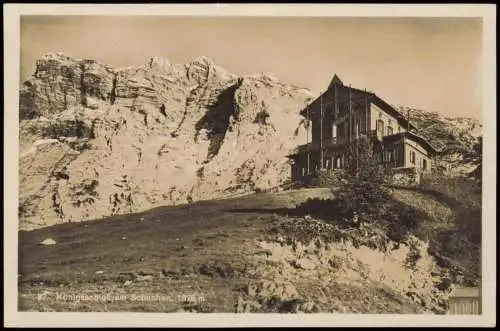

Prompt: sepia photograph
xmin=4 ymin=3 xmax=496 ymax=328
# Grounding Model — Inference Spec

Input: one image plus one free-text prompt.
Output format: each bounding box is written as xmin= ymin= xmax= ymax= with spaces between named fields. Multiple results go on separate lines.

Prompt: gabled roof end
xmin=329 ymin=74 xmax=344 ymax=88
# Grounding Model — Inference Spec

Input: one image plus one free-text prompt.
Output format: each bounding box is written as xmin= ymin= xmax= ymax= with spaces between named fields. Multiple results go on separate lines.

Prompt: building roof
xmin=370 ymin=93 xmax=418 ymax=131
xmin=300 ymin=78 xmax=418 ymax=132
xmin=383 ymin=131 xmax=438 ymax=156
xmin=450 ymin=287 xmax=480 ymax=298
xmin=328 ymin=74 xmax=344 ymax=89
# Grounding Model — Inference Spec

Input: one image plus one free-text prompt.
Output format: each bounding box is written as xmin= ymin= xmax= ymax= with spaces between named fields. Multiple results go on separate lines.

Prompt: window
xmin=387 ymin=126 xmax=394 ymax=135
xmin=410 ymin=151 xmax=416 ymax=164
xmin=338 ymin=123 xmax=344 ymax=143
xmin=355 ymin=122 xmax=360 ymax=137
xmin=376 ymin=120 xmax=384 ymax=133
xmin=332 ymin=124 xmax=337 ymax=138
xmin=422 ymin=159 xmax=427 ymax=170
xmin=383 ymin=150 xmax=391 ymax=162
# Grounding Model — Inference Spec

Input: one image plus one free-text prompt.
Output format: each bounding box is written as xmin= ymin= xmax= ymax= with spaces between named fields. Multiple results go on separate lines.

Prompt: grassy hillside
xmin=18 ymin=182 xmax=479 ymax=313
xmin=414 ymin=175 xmax=481 ymax=286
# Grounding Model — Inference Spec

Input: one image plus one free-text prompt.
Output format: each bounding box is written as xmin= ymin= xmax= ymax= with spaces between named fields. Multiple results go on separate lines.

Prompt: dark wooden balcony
xmin=292 ymin=131 xmax=380 ymax=155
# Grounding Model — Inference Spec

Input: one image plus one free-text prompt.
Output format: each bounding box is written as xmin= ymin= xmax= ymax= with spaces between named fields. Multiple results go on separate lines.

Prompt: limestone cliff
xmin=19 ymin=52 xmax=314 ymax=230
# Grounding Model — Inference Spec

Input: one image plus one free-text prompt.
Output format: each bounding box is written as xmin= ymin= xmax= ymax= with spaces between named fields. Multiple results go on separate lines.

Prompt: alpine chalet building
xmin=288 ymin=75 xmax=437 ymax=184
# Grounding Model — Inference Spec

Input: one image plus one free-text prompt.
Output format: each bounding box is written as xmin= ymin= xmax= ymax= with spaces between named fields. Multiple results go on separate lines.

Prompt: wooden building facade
xmin=288 ymin=75 xmax=437 ymax=183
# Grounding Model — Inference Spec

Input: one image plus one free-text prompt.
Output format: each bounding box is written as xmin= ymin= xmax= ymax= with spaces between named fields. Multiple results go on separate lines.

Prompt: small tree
xmin=334 ymin=137 xmax=392 ymax=226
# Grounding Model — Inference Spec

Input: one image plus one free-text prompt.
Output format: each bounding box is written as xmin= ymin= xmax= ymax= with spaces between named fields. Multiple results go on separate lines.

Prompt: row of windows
xmin=332 ymin=122 xmax=363 ymax=138
xmin=328 ymin=111 xmax=403 ymax=139
xmin=332 ymin=119 xmax=398 ymax=138
xmin=299 ymin=156 xmax=343 ymax=175
xmin=383 ymin=149 xmax=428 ymax=170
xmin=297 ymin=151 xmax=428 ymax=174
xmin=376 ymin=119 xmax=398 ymax=136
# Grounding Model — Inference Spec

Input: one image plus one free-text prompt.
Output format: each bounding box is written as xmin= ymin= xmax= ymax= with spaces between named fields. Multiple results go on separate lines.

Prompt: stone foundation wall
xmin=389 ymin=168 xmax=421 ymax=187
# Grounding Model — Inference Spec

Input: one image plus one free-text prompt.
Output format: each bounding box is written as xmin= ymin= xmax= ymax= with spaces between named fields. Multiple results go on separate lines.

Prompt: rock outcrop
xmin=396 ymin=106 xmax=482 ymax=176
xmin=19 ymin=52 xmax=314 ymax=230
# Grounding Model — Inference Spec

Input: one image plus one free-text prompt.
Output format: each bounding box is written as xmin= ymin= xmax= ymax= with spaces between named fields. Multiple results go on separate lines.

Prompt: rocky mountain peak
xmin=186 ymin=56 xmax=236 ymax=83
xmin=190 ymin=55 xmax=215 ymax=66
xmin=18 ymin=53 xmax=313 ymax=230
xmin=147 ymin=56 xmax=172 ymax=71
xmin=40 ymin=51 xmax=72 ymax=61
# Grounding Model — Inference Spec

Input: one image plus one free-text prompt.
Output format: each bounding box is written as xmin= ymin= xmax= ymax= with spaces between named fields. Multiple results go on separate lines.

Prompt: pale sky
xmin=20 ymin=16 xmax=482 ymax=119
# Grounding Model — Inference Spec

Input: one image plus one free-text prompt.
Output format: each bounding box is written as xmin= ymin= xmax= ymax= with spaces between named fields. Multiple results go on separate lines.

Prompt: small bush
xmin=317 ymin=169 xmax=345 ymax=187
xmin=305 ymin=138 xmax=440 ymax=249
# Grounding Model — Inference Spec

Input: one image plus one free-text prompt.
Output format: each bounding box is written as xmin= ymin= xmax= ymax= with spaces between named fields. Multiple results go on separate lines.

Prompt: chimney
xmin=407 ymin=108 xmax=410 ymax=132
